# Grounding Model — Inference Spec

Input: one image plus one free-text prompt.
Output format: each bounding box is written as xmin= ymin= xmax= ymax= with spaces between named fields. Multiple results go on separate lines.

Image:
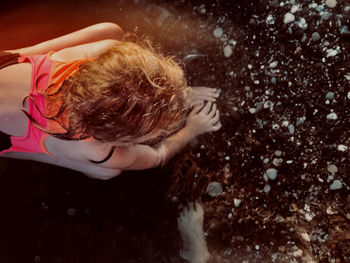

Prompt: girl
xmin=0 ymin=22 xmax=221 ymax=180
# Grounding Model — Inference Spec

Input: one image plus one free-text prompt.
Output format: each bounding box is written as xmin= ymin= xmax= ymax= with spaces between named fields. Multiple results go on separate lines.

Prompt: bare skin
xmin=189 ymin=86 xmax=220 ymax=106
xmin=0 ymin=23 xmax=221 ymax=180
xmin=178 ymin=202 xmax=211 ymax=263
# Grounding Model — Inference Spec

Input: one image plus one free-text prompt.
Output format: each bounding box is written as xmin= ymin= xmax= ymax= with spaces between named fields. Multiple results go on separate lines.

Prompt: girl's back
xmin=0 ymin=52 xmax=120 ymax=178
xmin=0 ymin=62 xmax=32 ymax=137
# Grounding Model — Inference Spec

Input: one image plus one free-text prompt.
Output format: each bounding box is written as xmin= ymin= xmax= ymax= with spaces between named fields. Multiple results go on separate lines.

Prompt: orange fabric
xmin=45 ymin=52 xmax=95 ymax=134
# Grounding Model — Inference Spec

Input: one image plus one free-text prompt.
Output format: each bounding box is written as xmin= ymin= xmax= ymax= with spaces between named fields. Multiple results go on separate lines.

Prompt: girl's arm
xmin=106 ymin=102 xmax=221 ymax=171
xmin=49 ymin=39 xmax=121 ymax=62
xmin=7 ymin=22 xmax=124 ymax=55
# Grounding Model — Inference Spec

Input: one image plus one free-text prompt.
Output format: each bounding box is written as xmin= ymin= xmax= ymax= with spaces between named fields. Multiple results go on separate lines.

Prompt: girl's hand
xmin=186 ymin=102 xmax=221 ymax=137
xmin=189 ymin=86 xmax=220 ymax=106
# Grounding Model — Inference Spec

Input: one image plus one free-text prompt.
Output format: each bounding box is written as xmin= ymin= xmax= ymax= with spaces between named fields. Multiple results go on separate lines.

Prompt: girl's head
xmin=53 ymin=35 xmax=190 ymax=145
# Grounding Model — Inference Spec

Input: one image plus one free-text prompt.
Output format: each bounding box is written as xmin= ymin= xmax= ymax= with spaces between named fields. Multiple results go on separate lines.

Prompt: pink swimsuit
xmin=1 ymin=54 xmax=53 ymax=155
xmin=0 ymin=52 xmax=91 ymax=156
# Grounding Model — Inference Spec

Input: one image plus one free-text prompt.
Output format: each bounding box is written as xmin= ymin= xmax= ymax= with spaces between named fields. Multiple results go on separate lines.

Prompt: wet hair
xmin=25 ymin=34 xmax=190 ymax=145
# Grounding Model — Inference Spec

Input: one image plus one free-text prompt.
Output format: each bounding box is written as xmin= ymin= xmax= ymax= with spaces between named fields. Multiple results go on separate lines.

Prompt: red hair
xmin=26 ymin=35 xmax=191 ymax=145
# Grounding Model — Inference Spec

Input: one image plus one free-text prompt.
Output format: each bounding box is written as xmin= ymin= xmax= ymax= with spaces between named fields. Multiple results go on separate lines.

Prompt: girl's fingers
xmin=192 ymin=86 xmax=214 ymax=92
xmin=200 ymin=96 xmax=216 ymax=102
xmin=193 ymin=86 xmax=219 ymax=95
xmin=204 ymin=88 xmax=217 ymax=94
xmin=201 ymin=88 xmax=219 ymax=96
xmin=191 ymin=103 xmax=204 ymax=114
xmin=192 ymin=100 xmax=204 ymax=106
xmin=208 ymin=103 xmax=217 ymax=118
xmin=201 ymin=101 xmax=212 ymax=114
xmin=212 ymin=121 xmax=222 ymax=131
xmin=194 ymin=95 xmax=215 ymax=102
xmin=192 ymin=87 xmax=220 ymax=98
xmin=209 ymin=110 xmax=220 ymax=125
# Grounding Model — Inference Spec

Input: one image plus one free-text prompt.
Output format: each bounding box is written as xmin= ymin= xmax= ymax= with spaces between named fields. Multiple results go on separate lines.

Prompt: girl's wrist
xmin=182 ymin=125 xmax=199 ymax=141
